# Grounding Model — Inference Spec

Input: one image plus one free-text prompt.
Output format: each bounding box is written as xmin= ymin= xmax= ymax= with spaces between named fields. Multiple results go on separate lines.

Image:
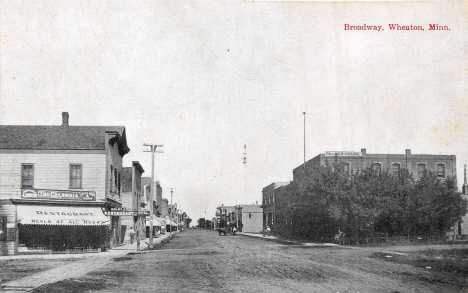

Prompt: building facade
xmin=120 ymin=162 xmax=145 ymax=244
xmin=451 ymin=165 xmax=468 ymax=238
xmin=262 ymin=182 xmax=289 ymax=233
xmin=216 ymin=205 xmax=237 ymax=228
xmin=293 ymin=149 xmax=456 ymax=183
xmin=237 ymin=204 xmax=263 ymax=233
xmin=0 ymin=112 xmax=130 ymax=255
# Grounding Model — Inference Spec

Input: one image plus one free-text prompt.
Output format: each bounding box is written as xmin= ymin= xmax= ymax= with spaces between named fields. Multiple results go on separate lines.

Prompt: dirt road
xmin=31 ymin=230 xmax=467 ymax=293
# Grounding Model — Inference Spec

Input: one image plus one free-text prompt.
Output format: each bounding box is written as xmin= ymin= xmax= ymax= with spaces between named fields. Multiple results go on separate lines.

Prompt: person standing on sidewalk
xmin=129 ymin=227 xmax=135 ymax=244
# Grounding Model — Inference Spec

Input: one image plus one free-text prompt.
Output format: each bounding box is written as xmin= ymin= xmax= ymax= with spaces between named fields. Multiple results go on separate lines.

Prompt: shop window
xmin=371 ymin=163 xmax=381 ymax=175
xmin=418 ymin=163 xmax=426 ymax=178
xmin=437 ymin=164 xmax=445 ymax=178
xmin=392 ymin=163 xmax=400 ymax=178
xmin=70 ymin=164 xmax=82 ymax=188
xmin=0 ymin=216 xmax=6 ymax=241
xmin=342 ymin=163 xmax=350 ymax=174
xmin=21 ymin=164 xmax=34 ymax=188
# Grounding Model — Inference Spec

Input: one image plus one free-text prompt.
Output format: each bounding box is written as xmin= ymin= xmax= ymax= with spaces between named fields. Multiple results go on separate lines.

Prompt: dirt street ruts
xmin=31 ymin=230 xmax=468 ymax=293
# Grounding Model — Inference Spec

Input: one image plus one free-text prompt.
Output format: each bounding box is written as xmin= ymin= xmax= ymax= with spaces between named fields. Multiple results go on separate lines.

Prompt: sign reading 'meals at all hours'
xmin=325 ymin=151 xmax=362 ymax=157
xmin=21 ymin=189 xmax=96 ymax=201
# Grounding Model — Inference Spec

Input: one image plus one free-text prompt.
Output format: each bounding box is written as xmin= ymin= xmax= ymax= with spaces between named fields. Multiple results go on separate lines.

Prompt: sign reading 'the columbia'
xmin=21 ymin=189 xmax=96 ymax=201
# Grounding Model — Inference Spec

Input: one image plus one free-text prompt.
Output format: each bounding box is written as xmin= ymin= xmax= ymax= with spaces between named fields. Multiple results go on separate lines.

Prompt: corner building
xmin=293 ymin=148 xmax=456 ymax=182
xmin=0 ymin=112 xmax=129 ymax=255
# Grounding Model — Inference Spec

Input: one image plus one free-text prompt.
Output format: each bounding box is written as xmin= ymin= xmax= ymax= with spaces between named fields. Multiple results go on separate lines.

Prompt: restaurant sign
xmin=325 ymin=151 xmax=362 ymax=157
xmin=21 ymin=189 xmax=96 ymax=201
xmin=103 ymin=207 xmax=149 ymax=216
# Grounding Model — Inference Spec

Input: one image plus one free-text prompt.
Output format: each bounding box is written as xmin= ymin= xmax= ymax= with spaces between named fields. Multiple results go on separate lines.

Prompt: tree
xmin=185 ymin=217 xmax=192 ymax=227
xmin=276 ymin=163 xmax=467 ymax=241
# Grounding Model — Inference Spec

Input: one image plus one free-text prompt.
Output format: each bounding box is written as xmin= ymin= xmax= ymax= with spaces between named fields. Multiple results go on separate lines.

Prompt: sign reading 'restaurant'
xmin=325 ymin=151 xmax=362 ymax=157
xmin=21 ymin=189 xmax=96 ymax=201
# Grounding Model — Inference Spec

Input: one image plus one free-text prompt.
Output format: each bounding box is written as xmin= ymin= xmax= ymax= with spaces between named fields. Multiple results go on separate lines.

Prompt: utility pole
xmin=303 ymin=112 xmax=306 ymax=169
xmin=134 ymin=166 xmax=140 ymax=251
xmin=143 ymin=143 xmax=163 ymax=249
xmin=170 ymin=188 xmax=173 ymax=238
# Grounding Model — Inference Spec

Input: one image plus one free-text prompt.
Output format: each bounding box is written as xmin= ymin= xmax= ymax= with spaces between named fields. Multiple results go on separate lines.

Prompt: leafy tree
xmin=276 ymin=162 xmax=467 ymax=241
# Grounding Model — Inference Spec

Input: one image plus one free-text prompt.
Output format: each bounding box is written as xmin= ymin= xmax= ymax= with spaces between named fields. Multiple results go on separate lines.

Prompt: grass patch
xmin=370 ymin=249 xmax=468 ymax=276
xmin=113 ymin=256 xmax=133 ymax=262
xmin=31 ymin=278 xmax=106 ymax=293
xmin=94 ymin=270 xmax=135 ymax=278
xmin=0 ymin=259 xmax=78 ymax=284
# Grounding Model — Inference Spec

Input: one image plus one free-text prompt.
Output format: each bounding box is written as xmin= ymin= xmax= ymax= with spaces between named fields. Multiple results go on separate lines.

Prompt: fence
xmin=340 ymin=234 xmax=468 ymax=246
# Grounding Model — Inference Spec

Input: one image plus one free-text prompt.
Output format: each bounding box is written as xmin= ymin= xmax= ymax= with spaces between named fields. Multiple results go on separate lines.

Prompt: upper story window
xmin=392 ymin=163 xmax=400 ymax=178
xmin=114 ymin=169 xmax=118 ymax=193
xmin=418 ymin=163 xmax=426 ymax=178
xmin=342 ymin=163 xmax=350 ymax=174
xmin=21 ymin=164 xmax=34 ymax=188
xmin=70 ymin=164 xmax=82 ymax=189
xmin=371 ymin=163 xmax=381 ymax=175
xmin=437 ymin=164 xmax=445 ymax=178
xmin=110 ymin=165 xmax=114 ymax=192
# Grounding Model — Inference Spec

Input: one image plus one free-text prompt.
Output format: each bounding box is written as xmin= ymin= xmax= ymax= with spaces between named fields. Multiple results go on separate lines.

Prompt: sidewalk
xmin=0 ymin=234 xmax=171 ymax=292
xmin=0 ymin=234 xmax=170 ymax=261
xmin=238 ymin=232 xmax=341 ymax=247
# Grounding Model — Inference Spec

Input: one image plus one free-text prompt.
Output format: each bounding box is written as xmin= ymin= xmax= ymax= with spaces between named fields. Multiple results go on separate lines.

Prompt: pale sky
xmin=1 ymin=0 xmax=467 ymax=221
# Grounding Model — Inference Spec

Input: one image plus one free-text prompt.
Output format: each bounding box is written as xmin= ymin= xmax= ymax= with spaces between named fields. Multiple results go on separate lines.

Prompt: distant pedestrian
xmin=129 ymin=227 xmax=135 ymax=244
xmin=266 ymin=226 xmax=271 ymax=237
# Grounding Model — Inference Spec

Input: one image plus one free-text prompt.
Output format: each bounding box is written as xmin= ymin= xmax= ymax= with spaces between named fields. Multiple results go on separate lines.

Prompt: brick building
xmin=293 ymin=148 xmax=456 ymax=183
xmin=262 ymin=182 xmax=289 ymax=232
xmin=266 ymin=149 xmax=457 ymax=237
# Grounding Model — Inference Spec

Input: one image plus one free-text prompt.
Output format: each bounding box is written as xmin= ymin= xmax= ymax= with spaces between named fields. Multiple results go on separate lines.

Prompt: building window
xmin=249 ymin=213 xmax=252 ymax=218
xmin=0 ymin=216 xmax=6 ymax=241
xmin=371 ymin=163 xmax=381 ymax=175
xmin=117 ymin=171 xmax=121 ymax=195
xmin=437 ymin=164 xmax=445 ymax=178
xmin=70 ymin=164 xmax=82 ymax=188
xmin=392 ymin=163 xmax=400 ymax=178
xmin=418 ymin=163 xmax=426 ymax=178
xmin=114 ymin=169 xmax=118 ymax=193
xmin=21 ymin=164 xmax=34 ymax=188
xmin=342 ymin=163 xmax=350 ymax=174
xmin=110 ymin=165 xmax=114 ymax=192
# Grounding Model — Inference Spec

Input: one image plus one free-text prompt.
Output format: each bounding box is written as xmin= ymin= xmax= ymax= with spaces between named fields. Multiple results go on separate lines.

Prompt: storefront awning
xmin=145 ymin=217 xmax=164 ymax=227
xmin=17 ymin=205 xmax=110 ymax=226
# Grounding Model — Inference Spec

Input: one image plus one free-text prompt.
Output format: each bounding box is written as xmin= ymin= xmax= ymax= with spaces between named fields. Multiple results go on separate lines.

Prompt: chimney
xmin=405 ymin=149 xmax=411 ymax=155
xmin=361 ymin=148 xmax=366 ymax=155
xmin=62 ymin=112 xmax=69 ymax=126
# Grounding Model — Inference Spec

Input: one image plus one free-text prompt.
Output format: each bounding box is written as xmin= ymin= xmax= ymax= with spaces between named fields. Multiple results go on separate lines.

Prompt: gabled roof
xmin=0 ymin=125 xmax=129 ymax=155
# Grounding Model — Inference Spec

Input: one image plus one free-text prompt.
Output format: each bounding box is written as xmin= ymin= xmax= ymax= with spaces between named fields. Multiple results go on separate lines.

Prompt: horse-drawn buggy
xmin=218 ymin=222 xmax=237 ymax=236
